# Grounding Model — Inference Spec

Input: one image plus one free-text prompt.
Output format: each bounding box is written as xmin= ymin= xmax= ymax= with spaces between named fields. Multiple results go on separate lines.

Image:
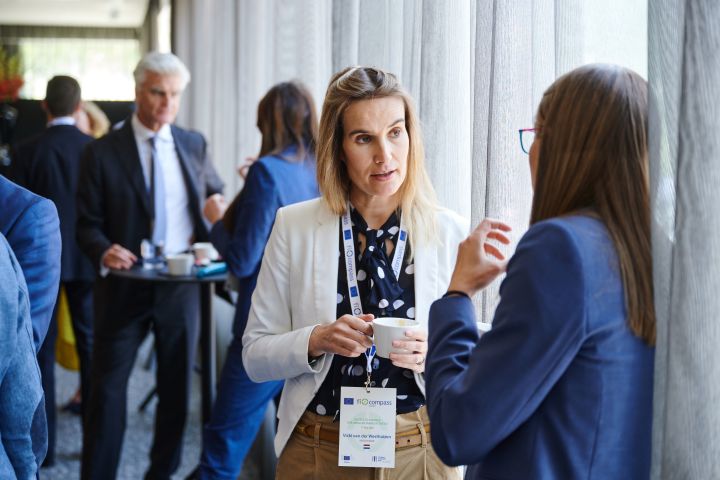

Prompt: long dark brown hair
xmin=223 ymin=81 xmax=318 ymax=231
xmin=531 ymin=64 xmax=654 ymax=345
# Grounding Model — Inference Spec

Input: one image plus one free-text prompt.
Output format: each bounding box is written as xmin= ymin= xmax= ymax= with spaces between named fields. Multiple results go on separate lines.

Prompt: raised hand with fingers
xmin=448 ymin=218 xmax=512 ymax=297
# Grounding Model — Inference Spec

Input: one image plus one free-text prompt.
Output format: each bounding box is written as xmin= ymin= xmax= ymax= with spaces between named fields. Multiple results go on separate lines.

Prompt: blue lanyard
xmin=341 ymin=204 xmax=407 ymax=385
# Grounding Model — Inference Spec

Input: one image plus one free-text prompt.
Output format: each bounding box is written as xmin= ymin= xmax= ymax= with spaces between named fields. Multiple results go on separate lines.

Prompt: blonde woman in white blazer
xmin=243 ymin=67 xmax=469 ymax=480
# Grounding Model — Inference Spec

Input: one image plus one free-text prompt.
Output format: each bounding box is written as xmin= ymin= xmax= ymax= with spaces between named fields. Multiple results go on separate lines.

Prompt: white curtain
xmin=471 ymin=1 xmax=647 ymax=318
xmin=173 ymin=0 xmax=647 ymax=324
xmin=649 ymin=0 xmax=720 ymax=477
xmin=170 ymin=3 xmax=720 ymax=475
xmin=332 ymin=0 xmax=475 ymax=221
xmin=174 ymin=0 xmax=331 ymax=194
xmin=473 ymin=0 xmax=539 ymax=318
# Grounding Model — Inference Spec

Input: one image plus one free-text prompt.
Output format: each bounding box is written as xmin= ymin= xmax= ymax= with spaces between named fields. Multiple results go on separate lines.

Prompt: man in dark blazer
xmin=11 ymin=75 xmax=95 ymax=466
xmin=76 ymin=52 xmax=224 ymax=480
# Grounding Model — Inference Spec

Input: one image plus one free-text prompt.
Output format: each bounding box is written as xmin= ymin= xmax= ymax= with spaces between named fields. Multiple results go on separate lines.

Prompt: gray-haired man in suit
xmin=77 ymin=52 xmax=224 ymax=480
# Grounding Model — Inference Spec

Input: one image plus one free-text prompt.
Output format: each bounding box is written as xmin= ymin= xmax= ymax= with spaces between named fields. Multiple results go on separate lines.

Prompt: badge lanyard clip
xmin=364 ymin=345 xmax=375 ymax=393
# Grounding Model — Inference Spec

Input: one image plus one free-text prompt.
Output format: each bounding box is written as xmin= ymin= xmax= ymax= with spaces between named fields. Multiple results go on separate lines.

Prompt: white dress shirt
xmin=47 ymin=116 xmax=76 ymax=127
xmin=131 ymin=114 xmax=194 ymax=255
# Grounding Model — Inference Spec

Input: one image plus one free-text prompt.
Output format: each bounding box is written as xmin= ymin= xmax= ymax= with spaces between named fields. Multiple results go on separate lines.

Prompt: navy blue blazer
xmin=11 ymin=124 xmax=95 ymax=281
xmin=426 ymin=216 xmax=654 ymax=479
xmin=0 ymin=233 xmax=44 ymax=478
xmin=209 ymin=147 xmax=319 ymax=338
xmin=0 ymin=175 xmax=61 ymax=350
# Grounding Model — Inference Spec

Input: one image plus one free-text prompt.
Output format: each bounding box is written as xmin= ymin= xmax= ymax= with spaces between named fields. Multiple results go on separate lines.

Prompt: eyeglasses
xmin=518 ymin=128 xmax=539 ymax=154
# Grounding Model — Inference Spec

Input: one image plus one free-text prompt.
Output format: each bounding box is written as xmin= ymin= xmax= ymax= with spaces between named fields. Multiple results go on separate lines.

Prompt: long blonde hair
xmin=316 ymin=66 xmax=438 ymax=247
xmin=531 ymin=64 xmax=654 ymax=345
xmin=81 ymin=101 xmax=110 ymax=138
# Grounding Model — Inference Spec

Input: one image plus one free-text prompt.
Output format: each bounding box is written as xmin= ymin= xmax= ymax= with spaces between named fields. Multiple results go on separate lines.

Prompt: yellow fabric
xmin=55 ymin=287 xmax=80 ymax=371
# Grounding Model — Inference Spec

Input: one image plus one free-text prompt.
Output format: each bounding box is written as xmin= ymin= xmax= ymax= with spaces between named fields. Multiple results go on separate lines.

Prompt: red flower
xmin=0 ymin=77 xmax=24 ymax=102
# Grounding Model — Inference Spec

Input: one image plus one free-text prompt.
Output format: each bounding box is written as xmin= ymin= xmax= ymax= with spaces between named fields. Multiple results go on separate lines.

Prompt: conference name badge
xmin=338 ymin=386 xmax=396 ymax=468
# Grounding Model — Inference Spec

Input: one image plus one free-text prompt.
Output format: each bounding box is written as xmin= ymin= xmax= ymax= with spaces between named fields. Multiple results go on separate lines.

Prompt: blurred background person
xmin=39 ymin=99 xmax=110 ymax=422
xmin=425 ymin=64 xmax=654 ymax=479
xmin=75 ymin=100 xmax=111 ymax=139
xmin=10 ymin=74 xmax=95 ymax=467
xmin=58 ymin=98 xmax=111 ymax=418
xmin=242 ymin=66 xmax=467 ymax=480
xmin=76 ymin=51 xmax=224 ymax=480
xmin=190 ymin=80 xmax=320 ymax=480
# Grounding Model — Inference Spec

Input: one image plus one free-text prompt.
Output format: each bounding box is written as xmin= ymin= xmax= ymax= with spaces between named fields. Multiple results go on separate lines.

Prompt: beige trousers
xmin=276 ymin=406 xmax=462 ymax=480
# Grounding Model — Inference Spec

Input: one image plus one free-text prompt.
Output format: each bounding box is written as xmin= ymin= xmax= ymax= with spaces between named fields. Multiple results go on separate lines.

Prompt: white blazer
xmin=242 ymin=197 xmax=469 ymax=455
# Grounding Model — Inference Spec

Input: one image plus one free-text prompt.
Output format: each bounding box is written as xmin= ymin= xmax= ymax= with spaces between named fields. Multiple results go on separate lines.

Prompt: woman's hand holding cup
xmin=389 ymin=329 xmax=428 ymax=373
xmin=308 ymin=314 xmax=375 ymax=358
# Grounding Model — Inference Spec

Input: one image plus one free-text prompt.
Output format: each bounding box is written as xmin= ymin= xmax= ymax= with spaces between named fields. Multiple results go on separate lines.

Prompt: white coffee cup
xmin=166 ymin=254 xmax=194 ymax=276
xmin=372 ymin=317 xmax=423 ymax=358
xmin=192 ymin=242 xmax=219 ymax=265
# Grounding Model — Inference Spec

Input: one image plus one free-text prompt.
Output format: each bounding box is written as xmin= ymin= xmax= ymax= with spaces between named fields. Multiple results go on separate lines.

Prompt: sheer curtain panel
xmin=649 ymin=0 xmax=720 ymax=477
xmin=174 ymin=0 xmax=331 ymax=194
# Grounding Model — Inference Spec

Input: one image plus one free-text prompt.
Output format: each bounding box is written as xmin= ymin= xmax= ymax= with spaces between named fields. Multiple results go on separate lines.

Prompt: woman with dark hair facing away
xmin=425 ymin=63 xmax=654 ymax=479
xmin=193 ymin=81 xmax=320 ymax=479
xmin=243 ymin=66 xmax=467 ymax=479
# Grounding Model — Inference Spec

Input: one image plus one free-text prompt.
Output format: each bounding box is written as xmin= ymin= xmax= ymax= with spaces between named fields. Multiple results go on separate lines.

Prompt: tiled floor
xmin=39 ymin=336 xmax=263 ymax=480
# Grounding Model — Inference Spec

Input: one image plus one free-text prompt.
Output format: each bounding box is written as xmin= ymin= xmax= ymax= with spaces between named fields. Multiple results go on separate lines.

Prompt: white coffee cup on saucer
xmin=166 ymin=254 xmax=194 ymax=276
xmin=192 ymin=242 xmax=219 ymax=265
xmin=372 ymin=317 xmax=423 ymax=358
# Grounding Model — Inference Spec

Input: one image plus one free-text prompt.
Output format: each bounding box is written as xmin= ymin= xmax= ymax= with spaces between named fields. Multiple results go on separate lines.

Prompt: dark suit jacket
xmin=0 ymin=175 xmax=61 ymax=350
xmin=11 ymin=124 xmax=95 ymax=281
xmin=76 ymin=120 xmax=223 ymax=328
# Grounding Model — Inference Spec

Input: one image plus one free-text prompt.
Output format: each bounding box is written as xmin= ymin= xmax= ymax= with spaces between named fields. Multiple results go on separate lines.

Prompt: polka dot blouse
xmin=307 ymin=207 xmax=424 ymax=417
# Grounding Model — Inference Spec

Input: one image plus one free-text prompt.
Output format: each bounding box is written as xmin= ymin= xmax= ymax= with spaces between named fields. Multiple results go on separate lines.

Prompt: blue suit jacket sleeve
xmin=5 ymin=195 xmax=61 ymax=351
xmin=426 ymin=222 xmax=587 ymax=466
xmin=210 ymin=161 xmax=281 ymax=280
xmin=0 ymin=236 xmax=19 ymax=385
xmin=0 ymin=235 xmax=22 ymax=478
xmin=0 ymin=234 xmax=43 ymax=478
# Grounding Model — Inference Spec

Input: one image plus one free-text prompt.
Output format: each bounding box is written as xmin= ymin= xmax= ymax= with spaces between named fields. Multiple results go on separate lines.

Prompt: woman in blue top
xmin=194 ymin=81 xmax=320 ymax=480
xmin=425 ymin=64 xmax=655 ymax=479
